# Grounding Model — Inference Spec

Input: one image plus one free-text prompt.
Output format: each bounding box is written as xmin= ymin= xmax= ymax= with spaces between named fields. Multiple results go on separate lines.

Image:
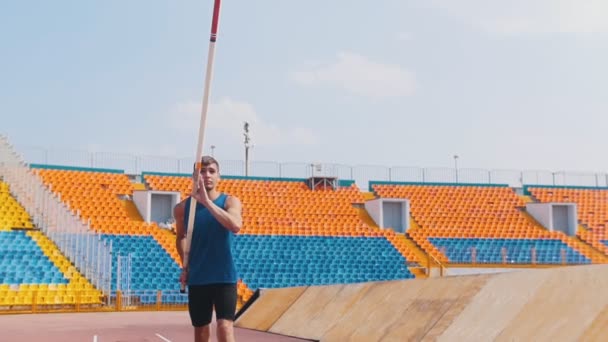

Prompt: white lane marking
xmin=93 ymin=335 xmax=98 ymax=342
xmin=155 ymin=333 xmax=172 ymax=342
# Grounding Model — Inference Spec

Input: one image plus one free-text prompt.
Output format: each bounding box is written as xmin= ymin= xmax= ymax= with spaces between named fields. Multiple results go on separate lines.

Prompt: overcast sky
xmin=2 ymin=0 xmax=608 ymax=173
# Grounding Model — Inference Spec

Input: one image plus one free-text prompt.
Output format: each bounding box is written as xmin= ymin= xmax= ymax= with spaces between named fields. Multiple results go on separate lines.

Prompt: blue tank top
xmin=183 ymin=194 xmax=238 ymax=285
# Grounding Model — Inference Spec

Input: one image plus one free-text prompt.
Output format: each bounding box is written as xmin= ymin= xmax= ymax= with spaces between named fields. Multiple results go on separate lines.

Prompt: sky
xmin=2 ymin=0 xmax=608 ymax=174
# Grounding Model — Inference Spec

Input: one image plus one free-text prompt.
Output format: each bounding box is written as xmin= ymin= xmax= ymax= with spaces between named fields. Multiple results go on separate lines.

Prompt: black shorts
xmin=187 ymin=283 xmax=237 ymax=327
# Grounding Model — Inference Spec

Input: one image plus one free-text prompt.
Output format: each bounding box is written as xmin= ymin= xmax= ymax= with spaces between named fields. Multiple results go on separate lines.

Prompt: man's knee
xmin=216 ymin=319 xmax=234 ymax=341
xmin=194 ymin=325 xmax=211 ymax=342
xmin=217 ymin=319 xmax=233 ymax=331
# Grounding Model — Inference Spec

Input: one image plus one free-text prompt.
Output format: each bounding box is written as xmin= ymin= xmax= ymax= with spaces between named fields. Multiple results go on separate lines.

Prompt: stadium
xmin=0 ymin=134 xmax=607 ymax=341
xmin=3 ymin=1 xmax=608 ymax=341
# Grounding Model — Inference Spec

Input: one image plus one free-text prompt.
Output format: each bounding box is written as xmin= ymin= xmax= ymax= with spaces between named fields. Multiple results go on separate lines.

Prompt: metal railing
xmin=13 ymin=143 xmax=608 ymax=190
xmin=435 ymin=246 xmax=590 ymax=265
xmin=0 ymin=136 xmax=113 ymax=303
xmin=0 ymin=289 xmax=188 ymax=315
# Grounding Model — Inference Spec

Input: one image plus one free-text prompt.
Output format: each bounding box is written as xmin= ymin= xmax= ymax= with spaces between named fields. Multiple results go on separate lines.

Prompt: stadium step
xmin=393 ymin=233 xmax=431 ymax=278
xmin=409 ymin=267 xmax=427 ymax=278
xmin=519 ymin=195 xmax=535 ymax=203
xmin=572 ymin=226 xmax=608 ymax=263
xmin=361 ymin=192 xmax=376 ymax=201
xmin=355 ymin=207 xmax=379 ymax=228
xmin=518 ymin=207 xmax=607 ymax=263
xmin=151 ymin=228 xmax=181 ymax=266
xmin=120 ymin=199 xmax=144 ymax=221
xmin=405 ymin=223 xmax=443 ymax=269
xmin=132 ymin=183 xmax=147 ymax=191
xmin=28 ymin=231 xmax=103 ymax=297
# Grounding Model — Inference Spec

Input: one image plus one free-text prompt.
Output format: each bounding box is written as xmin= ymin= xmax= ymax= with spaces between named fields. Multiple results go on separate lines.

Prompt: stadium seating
xmin=98 ymin=232 xmax=415 ymax=304
xmin=101 ymin=234 xmax=187 ymax=305
xmin=0 ymin=181 xmax=34 ymax=230
xmin=31 ymin=168 xmax=251 ymax=306
xmin=30 ymin=168 xmax=187 ymax=304
xmin=28 ymin=231 xmax=102 ymax=305
xmin=34 ymin=169 xmax=180 ymax=262
xmin=0 ymin=181 xmax=102 ymax=306
xmin=34 ymin=168 xmax=150 ymax=234
xmin=145 ymin=175 xmax=371 ymax=236
xmin=16 ymin=163 xmax=608 ymax=313
xmin=429 ymin=237 xmax=589 ymax=264
xmin=0 ymin=231 xmax=68 ymax=285
xmin=528 ymin=187 xmax=608 ymax=255
xmin=145 ymin=174 xmax=418 ymax=297
xmin=372 ymin=183 xmax=596 ymax=264
xmin=103 ymin=234 xmax=181 ymax=292
xmin=145 ymin=175 xmax=419 ymax=262
xmin=235 ymin=235 xmax=414 ymax=289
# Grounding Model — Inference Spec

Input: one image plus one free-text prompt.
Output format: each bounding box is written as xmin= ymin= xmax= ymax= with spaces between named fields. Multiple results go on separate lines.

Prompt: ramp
xmin=235 ymin=286 xmax=307 ymax=331
xmin=235 ymin=265 xmax=608 ymax=341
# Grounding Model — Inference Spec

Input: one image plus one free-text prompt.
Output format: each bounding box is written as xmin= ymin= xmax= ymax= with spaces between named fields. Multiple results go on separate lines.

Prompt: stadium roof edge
xmin=141 ymin=171 xmax=356 ymax=187
xmin=29 ymin=163 xmax=124 ymax=174
xmin=368 ymin=181 xmax=510 ymax=192
xmin=523 ymin=184 xmax=608 ymax=195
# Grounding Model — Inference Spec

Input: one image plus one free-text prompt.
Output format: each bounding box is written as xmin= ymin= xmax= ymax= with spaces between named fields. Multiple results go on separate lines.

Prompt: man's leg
xmin=195 ymin=325 xmax=211 ymax=342
xmin=213 ymin=283 xmax=237 ymax=342
xmin=188 ymin=285 xmax=214 ymax=342
xmin=216 ymin=319 xmax=234 ymax=342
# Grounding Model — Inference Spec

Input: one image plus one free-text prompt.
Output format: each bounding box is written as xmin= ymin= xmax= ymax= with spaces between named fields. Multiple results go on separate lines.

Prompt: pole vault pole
xmin=181 ymin=0 xmax=223 ymax=293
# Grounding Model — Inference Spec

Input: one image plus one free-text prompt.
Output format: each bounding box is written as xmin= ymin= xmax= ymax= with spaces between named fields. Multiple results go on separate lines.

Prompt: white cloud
xmin=290 ymin=52 xmax=416 ymax=98
xmin=169 ymin=97 xmax=319 ymax=149
xmin=424 ymin=0 xmax=608 ymax=35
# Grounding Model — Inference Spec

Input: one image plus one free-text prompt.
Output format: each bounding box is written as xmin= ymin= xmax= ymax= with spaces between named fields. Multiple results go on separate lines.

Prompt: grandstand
xmin=1 ymin=134 xmax=608 ymax=322
xmin=0 ymin=178 xmax=102 ymax=308
xmin=371 ymin=182 xmax=605 ymax=266
xmin=527 ymin=185 xmax=608 ymax=256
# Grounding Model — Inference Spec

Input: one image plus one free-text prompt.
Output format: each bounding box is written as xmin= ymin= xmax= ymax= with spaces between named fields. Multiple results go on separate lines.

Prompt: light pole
xmin=453 ymin=155 xmax=459 ymax=183
xmin=210 ymin=145 xmax=216 ymax=157
xmin=244 ymin=122 xmax=251 ymax=176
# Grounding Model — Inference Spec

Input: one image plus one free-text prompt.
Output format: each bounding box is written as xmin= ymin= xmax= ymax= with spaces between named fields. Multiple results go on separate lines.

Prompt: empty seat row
xmin=529 ymin=187 xmax=608 ymax=255
xmin=373 ymin=184 xmax=598 ymax=263
xmin=429 ymin=237 xmax=590 ymax=264
xmin=234 ymin=235 xmax=414 ymax=290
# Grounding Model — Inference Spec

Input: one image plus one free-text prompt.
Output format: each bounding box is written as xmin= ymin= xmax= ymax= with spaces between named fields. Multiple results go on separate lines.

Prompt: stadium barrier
xmin=13 ymin=142 xmax=608 ymax=189
xmin=0 ymin=136 xmax=113 ymax=305
xmin=0 ymin=289 xmax=187 ymax=315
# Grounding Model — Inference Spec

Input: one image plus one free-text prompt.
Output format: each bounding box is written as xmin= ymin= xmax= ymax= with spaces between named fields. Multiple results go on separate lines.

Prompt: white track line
xmin=93 ymin=335 xmax=98 ymax=342
xmin=155 ymin=333 xmax=172 ymax=342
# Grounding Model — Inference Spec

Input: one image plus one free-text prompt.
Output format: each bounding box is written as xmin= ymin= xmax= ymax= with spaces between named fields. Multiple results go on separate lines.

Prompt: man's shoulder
xmin=174 ymin=197 xmax=190 ymax=214
xmin=223 ymin=193 xmax=241 ymax=202
xmin=222 ymin=193 xmax=242 ymax=207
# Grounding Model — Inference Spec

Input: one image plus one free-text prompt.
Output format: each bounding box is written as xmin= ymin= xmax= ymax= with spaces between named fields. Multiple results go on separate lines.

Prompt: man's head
xmin=198 ymin=155 xmax=220 ymax=191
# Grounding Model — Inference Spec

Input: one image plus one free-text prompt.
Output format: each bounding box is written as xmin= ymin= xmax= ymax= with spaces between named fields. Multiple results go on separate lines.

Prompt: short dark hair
xmin=200 ymin=155 xmax=220 ymax=172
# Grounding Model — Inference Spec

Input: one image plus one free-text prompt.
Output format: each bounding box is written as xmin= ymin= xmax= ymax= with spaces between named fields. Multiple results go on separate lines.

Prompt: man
xmin=174 ymin=156 xmax=243 ymax=342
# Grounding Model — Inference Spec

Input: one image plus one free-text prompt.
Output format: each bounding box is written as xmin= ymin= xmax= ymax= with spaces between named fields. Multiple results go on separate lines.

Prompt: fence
xmin=0 ymin=136 xmax=113 ymax=305
xmin=14 ymin=144 xmax=608 ymax=190
xmin=435 ymin=246 xmax=588 ymax=265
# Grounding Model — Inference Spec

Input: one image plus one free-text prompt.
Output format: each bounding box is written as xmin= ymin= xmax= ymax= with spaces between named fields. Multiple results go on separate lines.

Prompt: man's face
xmin=200 ymin=163 xmax=220 ymax=191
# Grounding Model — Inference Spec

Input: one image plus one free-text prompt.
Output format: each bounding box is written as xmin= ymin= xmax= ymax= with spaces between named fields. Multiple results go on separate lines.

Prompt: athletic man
xmin=174 ymin=156 xmax=243 ymax=342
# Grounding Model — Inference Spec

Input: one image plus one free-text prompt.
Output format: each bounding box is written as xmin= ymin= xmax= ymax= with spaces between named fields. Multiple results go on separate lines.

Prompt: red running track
xmin=0 ymin=311 xmax=313 ymax=342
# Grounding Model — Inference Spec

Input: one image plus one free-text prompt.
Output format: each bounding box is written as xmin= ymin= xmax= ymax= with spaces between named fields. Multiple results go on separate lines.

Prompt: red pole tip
xmin=210 ymin=0 xmax=221 ymax=41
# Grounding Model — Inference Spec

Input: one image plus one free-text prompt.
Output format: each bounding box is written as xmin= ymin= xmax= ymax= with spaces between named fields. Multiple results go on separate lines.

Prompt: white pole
xmin=182 ymin=0 xmax=224 ymax=294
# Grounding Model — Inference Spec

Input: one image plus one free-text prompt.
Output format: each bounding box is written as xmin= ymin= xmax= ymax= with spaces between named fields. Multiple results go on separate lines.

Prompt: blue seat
xmin=0 ymin=231 xmax=68 ymax=285
xmin=233 ymin=235 xmax=414 ymax=290
xmin=428 ymin=237 xmax=591 ymax=265
xmin=100 ymin=234 xmax=182 ymax=300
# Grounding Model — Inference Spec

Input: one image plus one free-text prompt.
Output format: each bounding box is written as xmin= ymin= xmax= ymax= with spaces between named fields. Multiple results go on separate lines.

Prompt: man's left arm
xmin=206 ymin=196 xmax=243 ymax=234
